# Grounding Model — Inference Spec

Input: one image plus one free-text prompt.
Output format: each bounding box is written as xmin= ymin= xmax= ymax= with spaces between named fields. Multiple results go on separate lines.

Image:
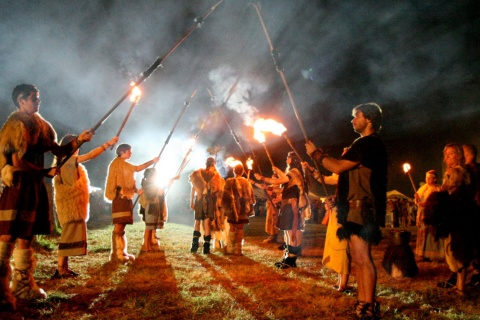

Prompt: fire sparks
xmin=129 ymin=82 xmax=141 ymax=103
xmin=403 ymin=163 xmax=411 ymax=173
xmin=225 ymin=157 xmax=242 ymax=168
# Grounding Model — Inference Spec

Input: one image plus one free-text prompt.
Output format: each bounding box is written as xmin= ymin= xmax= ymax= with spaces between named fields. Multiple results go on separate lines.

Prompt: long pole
xmin=57 ymin=0 xmax=223 ymax=169
xmin=110 ymin=98 xmax=139 ymax=150
xmin=134 ymin=89 xmax=197 ymax=207
xmin=153 ymin=89 xmax=198 ymax=167
xmin=262 ymin=143 xmax=275 ymax=167
xmin=253 ymin=3 xmax=328 ymax=196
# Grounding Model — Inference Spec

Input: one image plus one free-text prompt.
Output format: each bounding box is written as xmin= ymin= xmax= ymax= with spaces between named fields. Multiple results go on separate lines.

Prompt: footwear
xmin=437 ymin=273 xmax=457 ymax=289
xmin=263 ymin=234 xmax=277 ymax=244
xmin=68 ymin=270 xmax=80 ymax=277
xmin=0 ymin=242 xmax=16 ymax=310
xmin=11 ymin=249 xmax=47 ymax=300
xmin=354 ymin=300 xmax=380 ymax=319
xmin=51 ymin=269 xmax=62 ymax=280
xmin=203 ymin=235 xmax=211 ymax=254
xmin=191 ymin=231 xmax=201 ymax=253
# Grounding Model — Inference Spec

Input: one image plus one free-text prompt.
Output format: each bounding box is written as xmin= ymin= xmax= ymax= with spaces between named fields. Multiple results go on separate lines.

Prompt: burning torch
xmin=403 ymin=163 xmax=417 ymax=194
xmin=111 ymin=83 xmax=141 ymax=150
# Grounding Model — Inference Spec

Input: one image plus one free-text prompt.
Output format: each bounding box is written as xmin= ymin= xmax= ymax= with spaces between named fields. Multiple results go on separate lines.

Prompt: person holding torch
xmin=306 ymin=102 xmax=387 ymax=320
xmin=254 ymin=151 xmax=307 ymax=269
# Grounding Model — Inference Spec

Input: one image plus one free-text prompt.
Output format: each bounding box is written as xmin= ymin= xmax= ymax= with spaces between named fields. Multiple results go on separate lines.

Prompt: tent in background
xmin=387 ymin=189 xmax=413 ymax=201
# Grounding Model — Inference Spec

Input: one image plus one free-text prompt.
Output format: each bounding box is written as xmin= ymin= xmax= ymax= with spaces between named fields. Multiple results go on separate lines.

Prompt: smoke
xmin=0 ymin=0 xmax=479 ymax=210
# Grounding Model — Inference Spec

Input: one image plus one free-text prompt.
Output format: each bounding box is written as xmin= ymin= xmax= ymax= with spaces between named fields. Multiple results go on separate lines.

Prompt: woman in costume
xmin=51 ymin=134 xmax=118 ymax=278
xmin=254 ymin=151 xmax=307 ymax=268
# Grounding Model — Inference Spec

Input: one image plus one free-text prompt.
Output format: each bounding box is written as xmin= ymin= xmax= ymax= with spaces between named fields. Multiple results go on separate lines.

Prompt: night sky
xmin=1 ymin=0 xmax=479 ymax=222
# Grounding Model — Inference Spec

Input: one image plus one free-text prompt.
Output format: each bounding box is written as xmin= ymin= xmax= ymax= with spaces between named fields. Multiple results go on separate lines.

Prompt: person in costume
xmin=306 ymin=102 xmax=387 ymax=319
xmin=51 ymin=134 xmax=118 ymax=279
xmin=189 ymin=157 xmax=224 ymax=254
xmin=138 ymin=168 xmax=178 ymax=252
xmin=254 ymin=151 xmax=308 ymax=269
xmin=104 ymin=143 xmax=158 ymax=263
xmin=414 ymin=170 xmax=443 ymax=262
xmin=0 ymin=84 xmax=92 ymax=310
xmin=222 ymin=163 xmax=255 ymax=255
xmin=303 ymin=161 xmax=351 ymax=292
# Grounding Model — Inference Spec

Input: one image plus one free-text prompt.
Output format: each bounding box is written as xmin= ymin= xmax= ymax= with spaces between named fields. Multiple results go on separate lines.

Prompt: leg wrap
xmin=234 ymin=230 xmax=244 ymax=256
xmin=0 ymin=242 xmax=16 ymax=310
xmin=191 ymin=231 xmax=201 ymax=253
xmin=203 ymin=235 xmax=212 ymax=254
xmin=11 ymin=249 xmax=47 ymax=300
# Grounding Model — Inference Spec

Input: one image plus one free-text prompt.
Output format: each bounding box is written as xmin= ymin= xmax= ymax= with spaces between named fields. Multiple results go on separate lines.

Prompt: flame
xmin=403 ymin=163 xmax=411 ymax=173
xmin=129 ymin=82 xmax=141 ymax=103
xmin=254 ymin=118 xmax=287 ymax=136
xmin=225 ymin=157 xmax=242 ymax=168
xmin=246 ymin=157 xmax=253 ymax=170
xmin=253 ymin=128 xmax=266 ymax=143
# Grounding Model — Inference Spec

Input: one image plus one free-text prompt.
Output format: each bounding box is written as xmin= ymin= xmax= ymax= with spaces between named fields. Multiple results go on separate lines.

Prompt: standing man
xmin=189 ymin=157 xmax=224 ymax=254
xmin=0 ymin=84 xmax=92 ymax=310
xmin=306 ymin=102 xmax=387 ymax=320
xmin=222 ymin=163 xmax=255 ymax=255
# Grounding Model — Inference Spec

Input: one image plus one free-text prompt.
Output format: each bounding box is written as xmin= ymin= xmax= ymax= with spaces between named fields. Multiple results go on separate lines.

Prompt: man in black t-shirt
xmin=306 ymin=102 xmax=387 ymax=319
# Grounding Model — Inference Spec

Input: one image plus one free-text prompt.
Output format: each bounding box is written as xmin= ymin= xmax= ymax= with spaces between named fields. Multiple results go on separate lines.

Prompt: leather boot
xmin=121 ymin=232 xmax=135 ymax=261
xmin=191 ymin=231 xmax=201 ymax=253
xmin=0 ymin=242 xmax=16 ymax=310
xmin=11 ymin=249 xmax=47 ymax=300
xmin=234 ymin=230 xmax=244 ymax=256
xmin=203 ymin=235 xmax=211 ymax=254
xmin=226 ymin=231 xmax=236 ymax=255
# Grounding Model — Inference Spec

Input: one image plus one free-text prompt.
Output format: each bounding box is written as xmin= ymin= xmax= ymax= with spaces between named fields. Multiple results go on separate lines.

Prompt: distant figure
xmin=222 ymin=163 xmax=255 ymax=255
xmin=414 ymin=170 xmax=443 ymax=262
xmin=189 ymin=157 xmax=224 ymax=254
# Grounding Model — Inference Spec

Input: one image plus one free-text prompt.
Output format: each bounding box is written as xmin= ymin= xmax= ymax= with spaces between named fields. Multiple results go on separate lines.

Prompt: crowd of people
xmin=0 ymin=84 xmax=479 ymax=320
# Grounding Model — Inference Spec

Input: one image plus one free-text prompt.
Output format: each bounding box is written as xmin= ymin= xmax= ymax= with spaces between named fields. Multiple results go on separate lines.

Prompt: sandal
xmin=354 ymin=300 xmax=380 ymax=319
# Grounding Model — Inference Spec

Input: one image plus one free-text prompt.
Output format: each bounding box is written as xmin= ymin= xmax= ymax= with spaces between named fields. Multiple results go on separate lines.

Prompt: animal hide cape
xmin=53 ymin=158 xmax=90 ymax=226
xmin=0 ymin=111 xmax=56 ymax=177
xmin=104 ymin=157 xmax=137 ymax=201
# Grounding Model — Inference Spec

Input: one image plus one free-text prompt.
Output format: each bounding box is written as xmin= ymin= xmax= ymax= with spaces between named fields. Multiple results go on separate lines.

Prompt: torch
xmin=252 ymin=4 xmax=329 ymax=197
xmin=246 ymin=157 xmax=253 ymax=180
xmin=403 ymin=163 xmax=417 ymax=194
xmin=111 ymin=83 xmax=141 ymax=150
xmin=253 ymin=128 xmax=274 ymax=168
xmin=56 ymin=0 xmax=224 ymax=170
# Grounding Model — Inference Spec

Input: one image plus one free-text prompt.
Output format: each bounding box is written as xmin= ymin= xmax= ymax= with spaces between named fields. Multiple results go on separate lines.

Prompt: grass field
xmin=1 ymin=215 xmax=479 ymax=319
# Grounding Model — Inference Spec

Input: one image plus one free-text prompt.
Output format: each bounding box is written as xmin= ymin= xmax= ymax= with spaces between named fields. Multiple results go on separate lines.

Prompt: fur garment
xmin=0 ymin=111 xmax=56 ymax=173
xmin=104 ymin=157 xmax=137 ymax=201
xmin=53 ymin=159 xmax=90 ymax=226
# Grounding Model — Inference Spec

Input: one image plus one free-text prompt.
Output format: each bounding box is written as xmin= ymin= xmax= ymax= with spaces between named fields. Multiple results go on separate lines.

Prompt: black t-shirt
xmin=337 ymin=133 xmax=388 ymax=227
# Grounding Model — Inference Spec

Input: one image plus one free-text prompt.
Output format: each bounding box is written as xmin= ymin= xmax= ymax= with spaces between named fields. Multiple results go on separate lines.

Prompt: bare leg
xmin=349 ymin=235 xmax=376 ymax=303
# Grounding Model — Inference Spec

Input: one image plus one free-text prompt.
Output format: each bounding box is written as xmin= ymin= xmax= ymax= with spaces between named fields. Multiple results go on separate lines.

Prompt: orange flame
xmin=246 ymin=157 xmax=253 ymax=170
xmin=225 ymin=157 xmax=242 ymax=168
xmin=254 ymin=118 xmax=287 ymax=136
xmin=403 ymin=163 xmax=411 ymax=173
xmin=129 ymin=82 xmax=141 ymax=103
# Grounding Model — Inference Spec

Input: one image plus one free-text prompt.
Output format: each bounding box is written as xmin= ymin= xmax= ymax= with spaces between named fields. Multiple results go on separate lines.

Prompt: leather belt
xmin=349 ymin=199 xmax=372 ymax=209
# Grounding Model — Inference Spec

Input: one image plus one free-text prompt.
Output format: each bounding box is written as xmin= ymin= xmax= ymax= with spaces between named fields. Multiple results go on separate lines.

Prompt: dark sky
xmin=1 ymin=0 xmax=479 ymax=221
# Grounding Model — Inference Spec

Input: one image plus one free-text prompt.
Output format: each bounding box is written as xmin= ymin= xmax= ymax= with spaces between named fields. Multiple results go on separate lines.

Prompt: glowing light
xmin=403 ymin=163 xmax=411 ymax=173
xmin=246 ymin=157 xmax=253 ymax=170
xmin=254 ymin=118 xmax=287 ymax=136
xmin=129 ymin=82 xmax=141 ymax=103
xmin=253 ymin=128 xmax=266 ymax=143
xmin=225 ymin=157 xmax=242 ymax=168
